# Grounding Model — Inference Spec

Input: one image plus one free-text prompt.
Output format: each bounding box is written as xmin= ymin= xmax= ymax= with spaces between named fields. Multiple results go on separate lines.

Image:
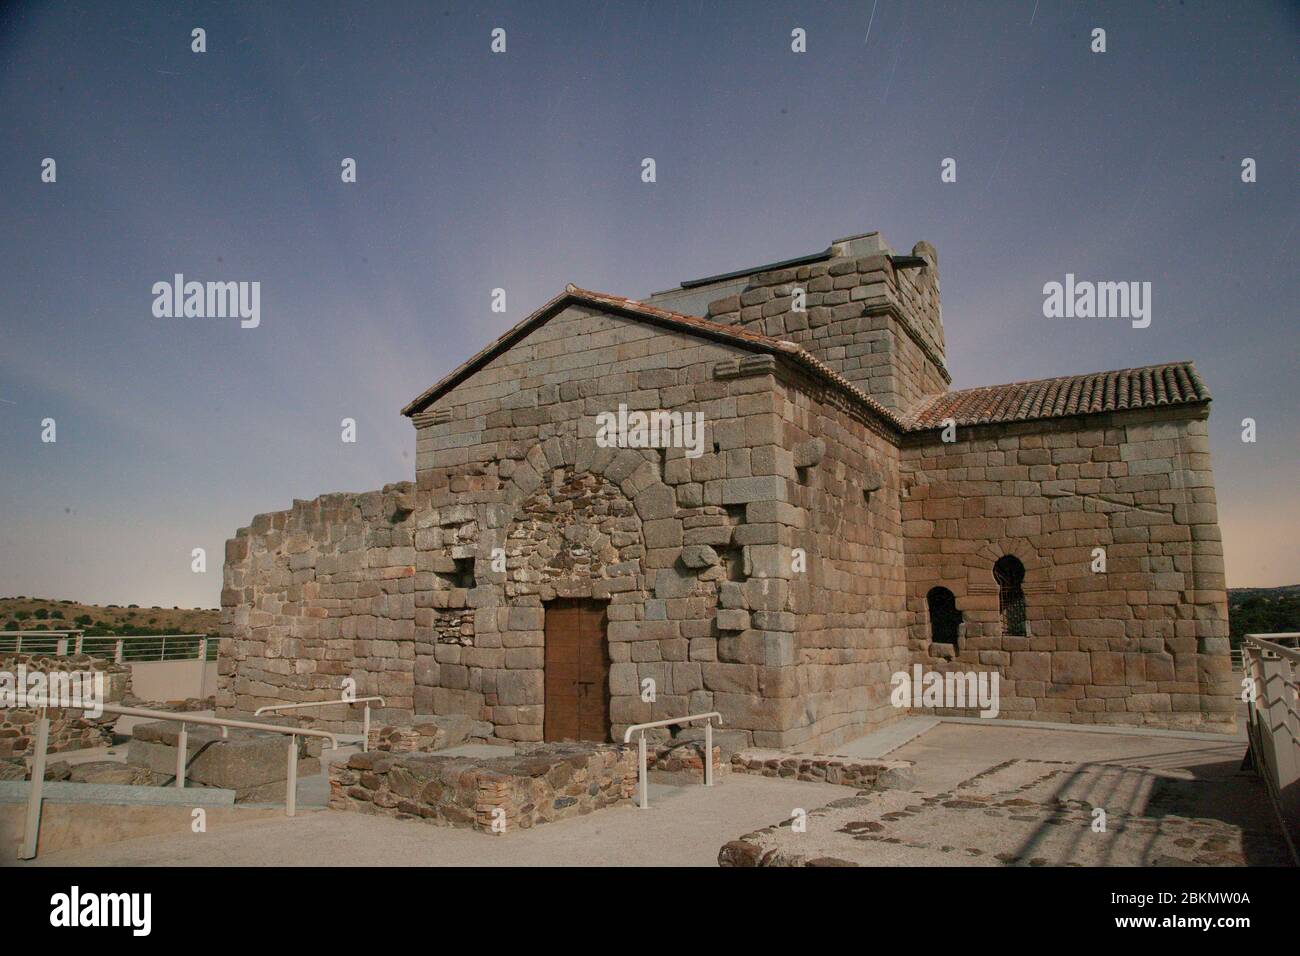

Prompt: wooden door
xmin=543 ymin=600 xmax=610 ymax=742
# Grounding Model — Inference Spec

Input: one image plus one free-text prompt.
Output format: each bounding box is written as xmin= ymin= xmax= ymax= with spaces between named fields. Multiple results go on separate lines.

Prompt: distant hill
xmin=3 ymin=588 xmax=1296 ymax=648
xmin=0 ymin=597 xmax=219 ymax=637
xmin=1228 ymin=585 xmax=1300 ymax=644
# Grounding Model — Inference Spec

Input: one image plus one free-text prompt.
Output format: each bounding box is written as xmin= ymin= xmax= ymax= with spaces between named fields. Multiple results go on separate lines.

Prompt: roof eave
xmin=401 ymin=289 xmax=785 ymax=418
xmin=400 ymin=290 xmax=572 ymax=417
xmin=902 ymin=396 xmax=1213 ymax=438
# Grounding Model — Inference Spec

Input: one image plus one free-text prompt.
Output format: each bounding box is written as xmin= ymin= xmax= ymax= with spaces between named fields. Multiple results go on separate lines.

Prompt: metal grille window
xmin=993 ymin=555 xmax=1027 ymax=637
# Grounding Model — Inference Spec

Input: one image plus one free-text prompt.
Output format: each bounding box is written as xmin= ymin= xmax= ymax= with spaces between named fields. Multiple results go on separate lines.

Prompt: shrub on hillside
xmin=1229 ymin=591 xmax=1300 ymax=643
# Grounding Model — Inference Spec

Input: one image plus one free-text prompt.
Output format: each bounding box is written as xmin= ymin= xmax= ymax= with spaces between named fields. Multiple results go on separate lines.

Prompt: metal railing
xmin=1242 ymin=633 xmax=1299 ymax=860
xmin=90 ymin=634 xmax=214 ymax=663
xmin=622 ymin=712 xmax=723 ymax=809
xmin=7 ymin=699 xmax=338 ymax=860
xmin=256 ymin=697 xmax=387 ymax=751
xmin=0 ymin=631 xmax=216 ymax=663
xmin=0 ymin=630 xmax=84 ymax=656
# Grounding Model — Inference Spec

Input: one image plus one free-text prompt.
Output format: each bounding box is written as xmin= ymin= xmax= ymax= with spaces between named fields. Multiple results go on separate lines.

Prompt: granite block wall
xmin=771 ymin=371 xmax=910 ymax=749
xmin=705 ymin=240 xmax=949 ymax=413
xmin=900 ymin=405 xmax=1233 ymax=731
xmin=218 ymin=484 xmax=419 ymax=730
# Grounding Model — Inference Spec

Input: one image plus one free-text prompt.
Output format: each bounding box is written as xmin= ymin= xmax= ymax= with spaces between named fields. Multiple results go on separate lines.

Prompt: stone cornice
xmin=862 ymin=301 xmax=952 ymax=385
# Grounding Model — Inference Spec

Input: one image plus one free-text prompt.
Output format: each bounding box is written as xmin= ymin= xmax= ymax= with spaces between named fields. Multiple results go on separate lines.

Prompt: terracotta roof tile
xmin=904 ymin=362 xmax=1210 ymax=431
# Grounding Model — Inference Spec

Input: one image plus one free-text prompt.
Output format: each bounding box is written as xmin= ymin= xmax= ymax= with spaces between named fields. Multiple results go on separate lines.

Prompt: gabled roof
xmin=402 ymin=287 xmax=1212 ymax=438
xmin=904 ymin=361 xmax=1211 ymax=431
xmin=400 ymin=285 xmax=905 ymax=428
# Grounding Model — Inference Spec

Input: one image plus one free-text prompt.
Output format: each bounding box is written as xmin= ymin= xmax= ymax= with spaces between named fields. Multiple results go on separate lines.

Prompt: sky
xmin=0 ymin=0 xmax=1296 ymax=608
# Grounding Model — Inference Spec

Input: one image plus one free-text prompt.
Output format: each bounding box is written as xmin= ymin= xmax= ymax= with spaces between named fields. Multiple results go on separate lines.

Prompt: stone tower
xmin=648 ymin=231 xmax=950 ymax=413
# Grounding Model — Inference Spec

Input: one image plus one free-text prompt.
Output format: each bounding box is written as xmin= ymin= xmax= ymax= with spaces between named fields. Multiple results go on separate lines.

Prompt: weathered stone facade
xmin=901 ymin=406 xmax=1231 ymax=730
xmin=221 ymin=229 xmax=1232 ymax=748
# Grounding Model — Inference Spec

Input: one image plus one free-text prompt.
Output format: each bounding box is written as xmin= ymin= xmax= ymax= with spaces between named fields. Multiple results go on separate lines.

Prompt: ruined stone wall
xmin=773 ymin=375 xmax=909 ymax=750
xmin=900 ymin=405 xmax=1233 ymax=731
xmin=705 ymin=241 xmax=949 ymax=413
xmin=218 ymin=484 xmax=419 ymax=731
xmin=0 ymin=654 xmax=130 ymax=757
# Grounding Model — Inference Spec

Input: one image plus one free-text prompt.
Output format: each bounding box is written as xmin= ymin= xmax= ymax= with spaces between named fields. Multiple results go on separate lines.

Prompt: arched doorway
xmin=505 ymin=464 xmax=646 ymax=743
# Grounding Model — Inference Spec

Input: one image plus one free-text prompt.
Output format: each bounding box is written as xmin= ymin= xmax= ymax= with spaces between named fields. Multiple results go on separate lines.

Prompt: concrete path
xmin=721 ymin=723 xmax=1293 ymax=867
xmin=16 ymin=720 xmax=1291 ymax=867
xmin=795 ymin=717 xmax=939 ymax=759
xmin=894 ymin=722 xmax=1256 ymax=797
xmin=18 ymin=773 xmax=845 ymax=867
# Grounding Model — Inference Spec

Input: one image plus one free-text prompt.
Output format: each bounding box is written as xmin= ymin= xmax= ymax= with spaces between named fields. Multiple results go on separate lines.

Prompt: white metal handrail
xmin=0 ymin=631 xmax=215 ymax=663
xmin=622 ymin=712 xmax=723 ymax=809
xmin=0 ymin=630 xmax=85 ymax=657
xmin=88 ymin=634 xmax=211 ymax=662
xmin=1242 ymin=633 xmax=1299 ymax=862
xmin=256 ymin=696 xmax=387 ymax=751
xmin=5 ymin=698 xmax=338 ymax=860
xmin=1246 ymin=633 xmax=1300 ymax=653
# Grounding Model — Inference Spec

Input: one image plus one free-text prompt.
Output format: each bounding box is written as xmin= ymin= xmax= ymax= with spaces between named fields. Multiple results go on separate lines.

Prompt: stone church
xmin=218 ymin=231 xmax=1233 ymax=750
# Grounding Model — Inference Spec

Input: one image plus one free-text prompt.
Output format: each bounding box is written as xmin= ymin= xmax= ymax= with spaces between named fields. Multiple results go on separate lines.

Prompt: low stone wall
xmin=730 ymin=749 xmax=915 ymax=790
xmin=329 ymin=741 xmax=637 ymax=833
xmin=0 ymin=654 xmax=131 ymax=758
xmin=647 ymin=739 xmax=722 ymax=780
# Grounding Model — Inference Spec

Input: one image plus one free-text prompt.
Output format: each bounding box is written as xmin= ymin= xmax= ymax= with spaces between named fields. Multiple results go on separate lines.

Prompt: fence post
xmin=1258 ymin=654 xmax=1299 ymax=790
xmin=56 ymin=637 xmax=67 ymax=656
xmin=705 ymin=719 xmax=714 ymax=787
xmin=14 ymin=635 xmax=20 ymax=655
xmin=19 ymin=709 xmax=50 ymax=860
xmin=198 ymin=637 xmax=207 ymax=662
xmin=176 ymin=723 xmax=187 ymax=788
xmin=637 ymin=732 xmax=648 ymax=809
xmin=286 ymin=739 xmax=297 ymax=817
xmin=74 ymin=632 xmax=83 ymax=655
xmin=114 ymin=639 xmax=124 ymax=664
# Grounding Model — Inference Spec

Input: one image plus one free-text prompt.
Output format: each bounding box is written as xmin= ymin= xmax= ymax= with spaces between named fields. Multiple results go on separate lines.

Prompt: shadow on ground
xmin=720 ymin=725 xmax=1293 ymax=867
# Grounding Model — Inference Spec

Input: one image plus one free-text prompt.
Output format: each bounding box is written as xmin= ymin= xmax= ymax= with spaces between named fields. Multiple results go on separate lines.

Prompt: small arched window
xmin=993 ymin=555 xmax=1027 ymax=637
xmin=926 ymin=587 xmax=962 ymax=647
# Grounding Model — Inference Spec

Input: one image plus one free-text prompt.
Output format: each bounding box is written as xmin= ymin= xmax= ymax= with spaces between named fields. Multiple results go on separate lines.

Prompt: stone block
xmin=680 ymin=544 xmax=719 ymax=569
xmin=715 ymin=609 xmax=751 ymax=632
